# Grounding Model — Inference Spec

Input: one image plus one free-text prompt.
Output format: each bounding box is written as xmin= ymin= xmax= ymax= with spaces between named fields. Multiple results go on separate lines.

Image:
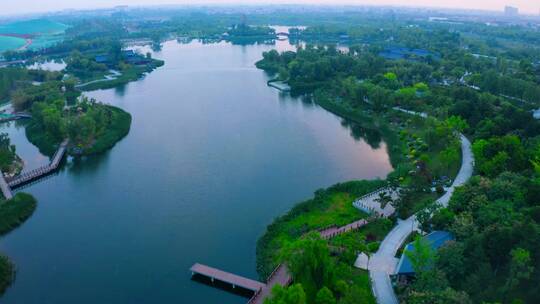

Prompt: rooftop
xmin=396 ymin=231 xmax=453 ymax=275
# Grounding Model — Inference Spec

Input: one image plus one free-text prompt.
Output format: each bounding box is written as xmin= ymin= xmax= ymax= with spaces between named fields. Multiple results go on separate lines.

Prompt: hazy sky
xmin=2 ymin=0 xmax=540 ymax=16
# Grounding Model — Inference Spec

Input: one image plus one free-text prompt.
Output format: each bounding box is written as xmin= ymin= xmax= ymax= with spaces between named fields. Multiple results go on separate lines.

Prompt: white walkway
xmin=353 ymin=187 xmax=398 ymax=218
xmin=360 ymin=110 xmax=474 ymax=304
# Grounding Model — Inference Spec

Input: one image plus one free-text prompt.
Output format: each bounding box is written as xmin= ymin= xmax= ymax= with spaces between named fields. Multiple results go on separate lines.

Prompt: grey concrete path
xmin=363 ymin=110 xmax=474 ymax=304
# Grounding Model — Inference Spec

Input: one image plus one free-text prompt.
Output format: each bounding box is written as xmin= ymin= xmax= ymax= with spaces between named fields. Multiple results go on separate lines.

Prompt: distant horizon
xmin=1 ymin=1 xmax=539 ymax=18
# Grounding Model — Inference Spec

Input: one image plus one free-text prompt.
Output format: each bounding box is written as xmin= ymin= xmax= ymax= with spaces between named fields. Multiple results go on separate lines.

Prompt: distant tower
xmin=504 ymin=6 xmax=519 ymax=16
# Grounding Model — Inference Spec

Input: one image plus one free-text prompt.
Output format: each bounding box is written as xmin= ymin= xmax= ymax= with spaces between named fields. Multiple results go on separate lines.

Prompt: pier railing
xmin=7 ymin=139 xmax=68 ymax=188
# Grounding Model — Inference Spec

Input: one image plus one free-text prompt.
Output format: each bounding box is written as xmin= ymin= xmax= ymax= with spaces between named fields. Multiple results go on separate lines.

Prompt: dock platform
xmin=190 ymin=263 xmax=265 ymax=292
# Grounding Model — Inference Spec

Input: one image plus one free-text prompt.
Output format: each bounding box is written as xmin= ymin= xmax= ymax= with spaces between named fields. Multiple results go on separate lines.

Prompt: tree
xmin=315 ymin=287 xmax=336 ymax=304
xmin=374 ymin=191 xmax=393 ymax=209
xmin=472 ymin=135 xmax=529 ymax=177
xmin=338 ymin=285 xmax=371 ymax=304
xmin=436 ymin=241 xmax=465 ymax=286
xmin=0 ymin=133 xmax=16 ymax=171
xmin=446 ymin=116 xmax=469 ymax=133
xmin=281 ymin=234 xmax=336 ymax=301
xmin=264 ymin=284 xmax=307 ymax=304
xmin=505 ymin=248 xmax=534 ymax=292
xmin=439 ymin=146 xmax=460 ymax=174
xmin=405 ymin=236 xmax=435 ymax=277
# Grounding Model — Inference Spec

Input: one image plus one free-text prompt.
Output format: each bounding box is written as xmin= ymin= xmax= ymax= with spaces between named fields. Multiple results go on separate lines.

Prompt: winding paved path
xmin=366 ymin=109 xmax=474 ymax=304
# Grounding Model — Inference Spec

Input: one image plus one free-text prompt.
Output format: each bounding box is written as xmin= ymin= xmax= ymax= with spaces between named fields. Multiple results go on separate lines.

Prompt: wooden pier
xmin=190 ymin=263 xmax=265 ymax=292
xmin=191 ymin=218 xmax=370 ymax=303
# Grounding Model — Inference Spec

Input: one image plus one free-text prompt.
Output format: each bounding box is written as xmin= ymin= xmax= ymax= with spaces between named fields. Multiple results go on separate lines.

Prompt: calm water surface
xmin=0 ymin=39 xmax=392 ymax=303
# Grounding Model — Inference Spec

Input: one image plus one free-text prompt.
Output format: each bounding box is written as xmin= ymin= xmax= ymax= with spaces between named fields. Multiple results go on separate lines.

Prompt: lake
xmin=0 ymin=38 xmax=392 ymax=303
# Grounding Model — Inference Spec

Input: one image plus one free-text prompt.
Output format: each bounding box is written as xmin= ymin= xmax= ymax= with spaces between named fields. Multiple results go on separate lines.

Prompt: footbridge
xmin=0 ymin=139 xmax=69 ymax=199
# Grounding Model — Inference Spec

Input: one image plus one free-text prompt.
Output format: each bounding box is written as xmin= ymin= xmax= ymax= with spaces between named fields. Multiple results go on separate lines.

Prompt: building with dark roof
xmin=94 ymin=55 xmax=110 ymax=64
xmin=395 ymin=231 xmax=453 ymax=278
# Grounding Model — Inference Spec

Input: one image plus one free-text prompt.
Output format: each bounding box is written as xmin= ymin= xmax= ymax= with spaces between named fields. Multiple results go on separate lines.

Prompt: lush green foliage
xmin=0 ymin=133 xmax=17 ymax=172
xmin=0 ymin=193 xmax=37 ymax=234
xmin=256 ymin=180 xmax=385 ymax=278
xmin=27 ymin=97 xmax=131 ymax=156
xmin=0 ymin=255 xmax=13 ymax=297
xmin=0 ymin=193 xmax=37 ymax=296
xmin=271 ymin=234 xmax=375 ymax=304
xmin=257 ymin=181 xmax=388 ymax=304
xmin=265 ymin=284 xmax=307 ymax=304
xmin=417 ymin=173 xmax=540 ymax=303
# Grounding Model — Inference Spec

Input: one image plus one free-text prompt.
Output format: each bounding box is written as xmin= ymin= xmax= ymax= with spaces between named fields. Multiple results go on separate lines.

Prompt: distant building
xmin=505 ymin=6 xmax=519 ymax=16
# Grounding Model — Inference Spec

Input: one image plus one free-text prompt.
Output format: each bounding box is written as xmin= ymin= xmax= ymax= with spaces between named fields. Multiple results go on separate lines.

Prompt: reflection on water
xmin=0 ymin=120 xmax=49 ymax=171
xmin=0 ymin=37 xmax=392 ymax=304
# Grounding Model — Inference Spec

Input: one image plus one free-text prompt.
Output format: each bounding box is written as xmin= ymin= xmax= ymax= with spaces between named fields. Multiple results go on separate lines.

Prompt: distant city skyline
xmin=1 ymin=0 xmax=540 ymax=16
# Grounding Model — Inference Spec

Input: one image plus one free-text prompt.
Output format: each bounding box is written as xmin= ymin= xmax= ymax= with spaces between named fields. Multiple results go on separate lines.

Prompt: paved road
xmin=366 ymin=124 xmax=474 ymax=304
xmin=75 ymin=70 xmax=121 ymax=88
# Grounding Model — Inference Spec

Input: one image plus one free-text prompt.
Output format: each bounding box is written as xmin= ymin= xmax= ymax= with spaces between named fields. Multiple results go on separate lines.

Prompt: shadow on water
xmin=114 ymin=83 xmax=128 ymax=97
xmin=68 ymin=150 xmax=112 ymax=176
xmin=276 ymin=90 xmax=383 ymax=148
xmin=341 ymin=119 xmax=383 ymax=149
xmin=190 ymin=274 xmax=255 ymax=299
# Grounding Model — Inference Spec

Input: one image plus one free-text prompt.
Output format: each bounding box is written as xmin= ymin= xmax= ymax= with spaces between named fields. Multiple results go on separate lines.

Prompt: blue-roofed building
xmin=379 ymin=47 xmax=441 ymax=61
xmin=395 ymin=231 xmax=453 ymax=278
xmin=122 ymin=50 xmax=136 ymax=58
xmin=94 ymin=55 xmax=110 ymax=64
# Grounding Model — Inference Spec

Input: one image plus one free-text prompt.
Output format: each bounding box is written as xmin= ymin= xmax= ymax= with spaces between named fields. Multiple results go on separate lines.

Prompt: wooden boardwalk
xmin=319 ymin=219 xmax=368 ymax=240
xmin=248 ymin=264 xmax=292 ymax=304
xmin=191 ymin=218 xmax=369 ymax=303
xmin=0 ymin=139 xmax=68 ymax=199
xmin=0 ymin=173 xmax=13 ymax=199
xmin=7 ymin=139 xmax=68 ymax=188
xmin=190 ymin=263 xmax=265 ymax=292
